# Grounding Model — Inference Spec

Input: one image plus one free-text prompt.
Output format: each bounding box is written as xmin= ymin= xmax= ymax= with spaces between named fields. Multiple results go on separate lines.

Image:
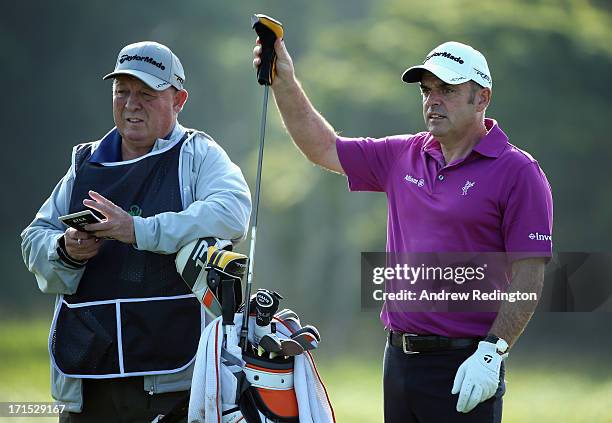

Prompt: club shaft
xmin=252 ymin=85 xmax=269 ymax=230
xmin=241 ymin=85 xmax=270 ymax=350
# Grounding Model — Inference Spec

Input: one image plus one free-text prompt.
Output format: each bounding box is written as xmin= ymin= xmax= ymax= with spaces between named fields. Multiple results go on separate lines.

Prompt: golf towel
xmin=188 ymin=313 xmax=335 ymax=423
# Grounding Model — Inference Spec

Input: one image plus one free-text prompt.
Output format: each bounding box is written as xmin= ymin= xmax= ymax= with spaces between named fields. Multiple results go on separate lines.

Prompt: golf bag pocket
xmin=241 ymin=355 xmax=299 ymax=422
xmin=51 ymin=301 xmax=118 ymax=376
xmin=240 ymin=386 xmax=299 ymax=423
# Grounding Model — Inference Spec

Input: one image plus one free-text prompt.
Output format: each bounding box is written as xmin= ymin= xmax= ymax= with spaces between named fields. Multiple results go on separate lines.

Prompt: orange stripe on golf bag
xmin=242 ymin=352 xmax=299 ymax=422
xmin=203 ymin=289 xmax=215 ymax=309
xmin=255 ymin=388 xmax=298 ymax=419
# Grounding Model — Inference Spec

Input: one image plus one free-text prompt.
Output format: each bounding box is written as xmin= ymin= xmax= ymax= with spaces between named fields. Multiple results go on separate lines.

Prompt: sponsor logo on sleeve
xmin=529 ymin=232 xmax=552 ymax=241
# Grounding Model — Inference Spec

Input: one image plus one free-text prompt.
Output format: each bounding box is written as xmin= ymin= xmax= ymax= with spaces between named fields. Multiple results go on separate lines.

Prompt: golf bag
xmin=161 ymin=238 xmax=333 ymax=423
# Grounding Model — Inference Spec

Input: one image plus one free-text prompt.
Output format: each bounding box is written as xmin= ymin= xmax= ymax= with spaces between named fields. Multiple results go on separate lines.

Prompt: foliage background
xmin=1 ymin=1 xmax=611 ymax=421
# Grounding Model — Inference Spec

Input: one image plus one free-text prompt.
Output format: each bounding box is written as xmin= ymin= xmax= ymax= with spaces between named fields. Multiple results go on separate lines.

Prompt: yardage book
xmin=59 ymin=210 xmax=102 ymax=231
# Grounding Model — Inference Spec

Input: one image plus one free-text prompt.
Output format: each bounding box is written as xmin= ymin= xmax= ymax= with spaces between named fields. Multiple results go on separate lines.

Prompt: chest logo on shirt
xmin=461 ymin=180 xmax=475 ymax=196
xmin=405 ymin=175 xmax=425 ymax=188
xmin=128 ymin=204 xmax=143 ymax=216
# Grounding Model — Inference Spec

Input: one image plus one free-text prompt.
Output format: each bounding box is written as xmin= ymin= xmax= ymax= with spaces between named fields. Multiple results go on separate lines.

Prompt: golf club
xmin=290 ymin=332 xmax=319 ymax=351
xmin=240 ymin=14 xmax=284 ymax=351
xmin=291 ymin=325 xmax=321 ymax=342
xmin=280 ymin=338 xmax=305 ymax=356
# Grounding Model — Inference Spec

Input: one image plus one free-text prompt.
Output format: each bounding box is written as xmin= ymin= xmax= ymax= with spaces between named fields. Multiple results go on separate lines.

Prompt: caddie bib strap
xmin=50 ymin=131 xmax=202 ymax=378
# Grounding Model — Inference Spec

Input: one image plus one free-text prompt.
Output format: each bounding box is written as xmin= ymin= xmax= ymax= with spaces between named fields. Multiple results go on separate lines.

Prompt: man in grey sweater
xmin=21 ymin=41 xmax=251 ymax=422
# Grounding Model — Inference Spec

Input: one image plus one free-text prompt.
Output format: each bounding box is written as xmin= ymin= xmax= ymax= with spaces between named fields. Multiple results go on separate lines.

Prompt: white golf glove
xmin=451 ymin=341 xmax=507 ymax=413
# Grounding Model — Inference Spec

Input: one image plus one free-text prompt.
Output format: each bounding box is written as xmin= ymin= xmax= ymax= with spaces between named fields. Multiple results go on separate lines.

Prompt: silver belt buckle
xmin=402 ymin=333 xmax=420 ymax=354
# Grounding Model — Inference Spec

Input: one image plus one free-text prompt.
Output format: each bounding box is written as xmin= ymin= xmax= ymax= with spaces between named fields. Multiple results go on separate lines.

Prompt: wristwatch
xmin=484 ymin=334 xmax=509 ymax=354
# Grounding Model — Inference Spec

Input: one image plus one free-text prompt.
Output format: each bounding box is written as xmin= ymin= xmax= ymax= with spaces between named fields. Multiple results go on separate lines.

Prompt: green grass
xmin=0 ymin=319 xmax=54 ymax=423
xmin=503 ymin=366 xmax=612 ymax=423
xmin=2 ymin=319 xmax=612 ymax=422
xmin=316 ymin=359 xmax=383 ymax=423
xmin=0 ymin=319 xmax=52 ymax=401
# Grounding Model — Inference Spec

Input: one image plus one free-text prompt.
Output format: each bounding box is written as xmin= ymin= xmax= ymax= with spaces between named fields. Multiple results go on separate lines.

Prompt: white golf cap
xmin=103 ymin=41 xmax=185 ymax=91
xmin=402 ymin=41 xmax=492 ymax=88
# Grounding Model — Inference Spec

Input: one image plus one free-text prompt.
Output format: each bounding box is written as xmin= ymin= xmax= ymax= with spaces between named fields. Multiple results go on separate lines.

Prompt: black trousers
xmin=383 ymin=342 xmax=505 ymax=423
xmin=59 ymin=377 xmax=188 ymax=423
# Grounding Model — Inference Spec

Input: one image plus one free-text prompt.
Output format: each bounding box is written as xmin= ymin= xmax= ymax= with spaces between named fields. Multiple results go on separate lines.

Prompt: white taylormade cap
xmin=103 ymin=41 xmax=185 ymax=91
xmin=401 ymin=41 xmax=492 ymax=88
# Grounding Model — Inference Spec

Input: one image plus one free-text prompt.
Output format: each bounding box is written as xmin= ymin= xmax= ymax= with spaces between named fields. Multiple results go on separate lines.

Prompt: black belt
xmin=389 ymin=331 xmax=481 ymax=354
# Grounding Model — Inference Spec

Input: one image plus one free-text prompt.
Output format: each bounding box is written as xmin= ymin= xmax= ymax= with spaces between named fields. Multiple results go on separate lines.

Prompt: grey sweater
xmin=21 ymin=122 xmax=251 ymax=412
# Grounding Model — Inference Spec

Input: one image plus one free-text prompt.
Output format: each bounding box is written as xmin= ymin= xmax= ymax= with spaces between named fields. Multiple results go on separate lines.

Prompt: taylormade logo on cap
xmin=103 ymin=41 xmax=185 ymax=91
xmin=119 ymin=54 xmax=166 ymax=70
xmin=401 ymin=41 xmax=492 ymax=88
xmin=425 ymin=51 xmax=465 ymax=65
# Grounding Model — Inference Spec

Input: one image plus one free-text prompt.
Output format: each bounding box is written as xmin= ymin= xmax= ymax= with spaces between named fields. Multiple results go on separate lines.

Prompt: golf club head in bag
xmin=291 ymin=325 xmax=321 ymax=342
xmin=253 ymin=289 xmax=283 ymax=326
xmin=290 ymin=332 xmax=319 ymax=352
xmin=276 ymin=315 xmax=302 ymax=335
xmin=249 ymin=289 xmax=283 ymax=345
xmin=179 ymin=304 xmax=331 ymax=423
xmin=176 ymin=237 xmax=247 ymax=320
xmin=276 ymin=309 xmax=300 ymax=324
xmin=237 ymin=306 xmax=327 ymax=422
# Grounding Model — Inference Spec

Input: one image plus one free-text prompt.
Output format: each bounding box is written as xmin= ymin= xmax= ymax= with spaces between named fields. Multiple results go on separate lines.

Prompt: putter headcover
xmin=176 ymin=238 xmax=247 ymax=319
xmin=252 ymin=14 xmax=284 ymax=85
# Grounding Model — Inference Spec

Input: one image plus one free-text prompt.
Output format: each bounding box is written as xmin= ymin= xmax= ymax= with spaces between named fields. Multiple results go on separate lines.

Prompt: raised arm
xmin=253 ymin=38 xmax=343 ymax=174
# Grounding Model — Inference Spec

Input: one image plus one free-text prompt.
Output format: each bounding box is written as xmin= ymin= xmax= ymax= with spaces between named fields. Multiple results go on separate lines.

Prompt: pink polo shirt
xmin=336 ymin=118 xmax=553 ymax=337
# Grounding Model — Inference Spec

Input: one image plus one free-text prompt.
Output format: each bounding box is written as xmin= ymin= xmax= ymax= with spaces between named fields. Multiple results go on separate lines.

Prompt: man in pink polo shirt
xmin=253 ymin=39 xmax=552 ymax=422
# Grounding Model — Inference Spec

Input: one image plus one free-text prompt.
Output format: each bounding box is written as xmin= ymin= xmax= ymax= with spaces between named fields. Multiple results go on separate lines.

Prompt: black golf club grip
xmin=252 ymin=14 xmax=283 ymax=86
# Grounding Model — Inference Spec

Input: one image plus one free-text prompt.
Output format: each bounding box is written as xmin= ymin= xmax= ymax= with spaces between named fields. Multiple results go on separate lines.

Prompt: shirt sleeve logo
xmin=529 ymin=232 xmax=552 ymax=241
